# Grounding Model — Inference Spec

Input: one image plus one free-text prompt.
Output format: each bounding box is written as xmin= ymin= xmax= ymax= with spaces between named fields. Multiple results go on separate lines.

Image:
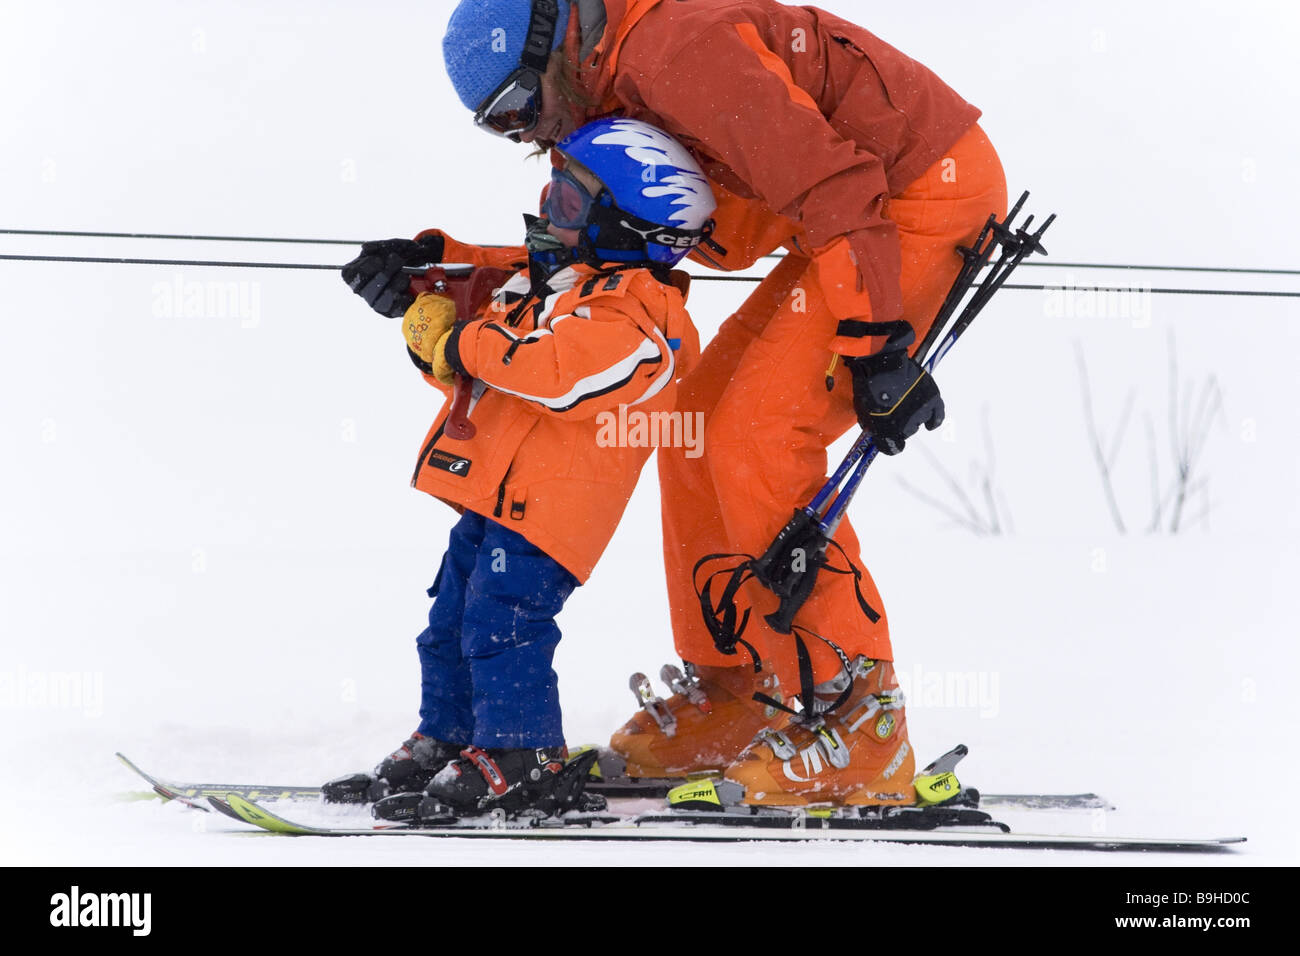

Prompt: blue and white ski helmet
xmin=554 ymin=118 xmax=716 ymax=267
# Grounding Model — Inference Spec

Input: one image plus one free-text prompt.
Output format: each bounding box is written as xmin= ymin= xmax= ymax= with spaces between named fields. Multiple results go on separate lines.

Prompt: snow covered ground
xmin=1 ymin=0 xmax=1297 ymax=866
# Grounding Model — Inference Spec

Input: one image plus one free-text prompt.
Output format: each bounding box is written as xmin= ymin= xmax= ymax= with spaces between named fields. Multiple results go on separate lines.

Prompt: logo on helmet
xmin=617 ymin=219 xmax=701 ymax=249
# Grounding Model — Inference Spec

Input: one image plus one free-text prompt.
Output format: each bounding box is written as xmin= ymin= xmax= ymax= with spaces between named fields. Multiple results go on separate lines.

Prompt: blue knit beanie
xmin=443 ymin=1 xmax=572 ymax=111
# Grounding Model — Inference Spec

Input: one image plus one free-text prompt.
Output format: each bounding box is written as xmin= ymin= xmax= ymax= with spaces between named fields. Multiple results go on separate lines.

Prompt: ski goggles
xmin=473 ymin=67 xmax=544 ymax=143
xmin=542 ymin=167 xmax=600 ymax=230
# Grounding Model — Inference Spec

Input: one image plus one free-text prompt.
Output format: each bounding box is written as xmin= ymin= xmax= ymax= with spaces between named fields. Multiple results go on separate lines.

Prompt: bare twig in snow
xmin=896 ymin=475 xmax=989 ymax=535
xmin=980 ymin=406 xmax=1010 ymax=533
xmin=1075 ymin=342 xmax=1132 ymax=533
xmin=1145 ymin=413 xmax=1162 ymax=533
xmin=1165 ymin=330 xmax=1224 ymax=533
xmin=895 ymin=407 xmax=1010 ymax=535
xmin=917 ymin=441 xmax=986 ymax=531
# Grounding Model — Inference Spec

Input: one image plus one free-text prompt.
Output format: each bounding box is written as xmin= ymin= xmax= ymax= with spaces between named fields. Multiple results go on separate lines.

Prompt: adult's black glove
xmin=341 ymin=235 xmax=446 ymax=318
xmin=846 ymin=320 xmax=944 ymax=455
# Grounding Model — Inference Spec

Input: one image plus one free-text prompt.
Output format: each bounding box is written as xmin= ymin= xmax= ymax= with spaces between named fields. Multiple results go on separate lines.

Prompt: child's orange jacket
xmin=408 ymin=232 xmax=699 ymax=583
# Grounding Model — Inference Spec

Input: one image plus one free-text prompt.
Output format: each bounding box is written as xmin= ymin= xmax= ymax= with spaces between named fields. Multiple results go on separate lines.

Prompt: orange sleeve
xmin=640 ymin=22 xmax=902 ymax=351
xmin=413 ymin=228 xmax=529 ymax=274
xmin=448 ymin=274 xmax=687 ymax=421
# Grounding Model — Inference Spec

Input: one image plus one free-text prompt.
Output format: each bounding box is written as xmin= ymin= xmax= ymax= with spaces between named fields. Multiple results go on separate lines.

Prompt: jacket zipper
xmin=411 ymin=419 xmax=447 ymax=486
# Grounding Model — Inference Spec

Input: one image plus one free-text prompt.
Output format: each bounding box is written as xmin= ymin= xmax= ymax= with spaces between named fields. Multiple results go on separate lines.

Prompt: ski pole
xmin=819 ymin=207 xmax=1056 ymax=536
xmin=752 ymin=197 xmax=1055 ymax=634
xmin=911 ymin=191 xmax=1026 ymax=363
xmin=802 ymin=193 xmax=1031 ymax=526
xmin=704 ymin=195 xmax=1056 ymax=638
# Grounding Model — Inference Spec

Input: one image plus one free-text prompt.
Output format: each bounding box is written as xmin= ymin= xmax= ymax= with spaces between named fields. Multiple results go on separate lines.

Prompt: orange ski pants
xmin=659 ymin=124 xmax=1007 ymax=689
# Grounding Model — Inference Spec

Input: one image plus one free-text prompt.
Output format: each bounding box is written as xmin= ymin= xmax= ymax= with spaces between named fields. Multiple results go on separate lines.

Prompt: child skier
xmin=330 ymin=117 xmax=715 ymax=818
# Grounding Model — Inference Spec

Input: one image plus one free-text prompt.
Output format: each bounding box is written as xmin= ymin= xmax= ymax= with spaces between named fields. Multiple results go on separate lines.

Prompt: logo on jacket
xmin=427 ymin=450 xmax=472 ymax=476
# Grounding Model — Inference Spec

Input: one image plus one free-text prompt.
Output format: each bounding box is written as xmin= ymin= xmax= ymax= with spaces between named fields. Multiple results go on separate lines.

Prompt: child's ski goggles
xmin=542 ymin=167 xmax=600 ymax=230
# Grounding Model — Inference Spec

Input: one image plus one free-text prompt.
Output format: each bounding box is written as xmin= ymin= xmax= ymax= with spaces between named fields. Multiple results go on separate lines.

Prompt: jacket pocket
xmin=413 ymin=393 xmax=541 ymax=505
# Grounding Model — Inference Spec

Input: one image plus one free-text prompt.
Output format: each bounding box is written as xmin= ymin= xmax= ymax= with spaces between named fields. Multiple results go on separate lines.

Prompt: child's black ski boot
xmin=372 ymin=746 xmax=601 ymax=823
xmin=322 ymin=732 xmax=462 ymax=804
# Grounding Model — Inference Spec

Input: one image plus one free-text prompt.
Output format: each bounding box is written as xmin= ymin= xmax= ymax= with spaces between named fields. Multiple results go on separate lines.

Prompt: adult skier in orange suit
xmin=439 ymin=0 xmax=1008 ymax=806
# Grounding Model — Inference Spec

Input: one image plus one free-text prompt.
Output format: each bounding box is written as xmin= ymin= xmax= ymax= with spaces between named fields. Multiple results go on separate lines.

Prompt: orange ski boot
xmin=607 ymin=662 xmax=786 ymax=779
xmin=722 ymin=656 xmax=916 ymax=807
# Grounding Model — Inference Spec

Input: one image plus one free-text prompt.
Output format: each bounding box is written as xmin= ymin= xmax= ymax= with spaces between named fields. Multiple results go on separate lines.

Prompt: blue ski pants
xmin=415 ymin=511 xmax=579 ymax=748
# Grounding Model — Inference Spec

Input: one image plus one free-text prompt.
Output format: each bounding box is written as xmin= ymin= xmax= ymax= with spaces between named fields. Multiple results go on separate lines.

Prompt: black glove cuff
xmin=836 ymin=319 xmax=915 ymax=353
xmin=442 ymin=324 xmax=470 ymax=378
xmin=407 ymin=346 xmax=433 ymax=376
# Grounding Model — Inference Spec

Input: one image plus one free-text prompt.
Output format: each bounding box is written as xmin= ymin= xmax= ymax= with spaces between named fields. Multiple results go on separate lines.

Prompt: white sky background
xmin=1 ymin=1 xmax=1298 ymax=865
xmin=1 ymin=1 xmax=1298 ymax=262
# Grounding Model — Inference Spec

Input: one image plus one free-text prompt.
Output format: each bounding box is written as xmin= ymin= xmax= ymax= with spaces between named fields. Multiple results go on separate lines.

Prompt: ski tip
xmin=115 ymin=752 xmax=206 ymax=810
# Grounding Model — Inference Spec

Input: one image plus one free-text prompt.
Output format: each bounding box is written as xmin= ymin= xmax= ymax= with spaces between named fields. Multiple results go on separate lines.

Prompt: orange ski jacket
xmin=408 ymin=231 xmax=700 ymax=582
xmin=570 ymin=0 xmax=981 ymax=355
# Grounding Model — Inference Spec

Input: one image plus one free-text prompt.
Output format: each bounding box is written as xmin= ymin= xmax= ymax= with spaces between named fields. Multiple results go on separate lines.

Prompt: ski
xmin=117 ymin=751 xmax=1113 ymax=811
xmin=586 ymin=776 xmax=1111 ymax=810
xmin=116 ymin=752 xmax=325 ymax=810
xmin=212 ymin=793 xmax=1242 ymax=852
xmin=574 ymin=747 xmax=1115 ymax=810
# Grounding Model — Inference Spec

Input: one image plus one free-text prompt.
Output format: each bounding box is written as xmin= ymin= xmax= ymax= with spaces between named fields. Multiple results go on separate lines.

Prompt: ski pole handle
xmin=819 ymin=305 xmax=982 ymax=534
xmin=808 ymin=263 xmax=978 ymax=524
xmin=764 ymin=554 xmax=824 ymax=633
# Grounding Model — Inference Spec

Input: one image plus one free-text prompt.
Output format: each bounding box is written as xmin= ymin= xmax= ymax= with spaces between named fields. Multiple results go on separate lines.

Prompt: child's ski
xmin=116 ymin=750 xmax=1112 ymax=812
